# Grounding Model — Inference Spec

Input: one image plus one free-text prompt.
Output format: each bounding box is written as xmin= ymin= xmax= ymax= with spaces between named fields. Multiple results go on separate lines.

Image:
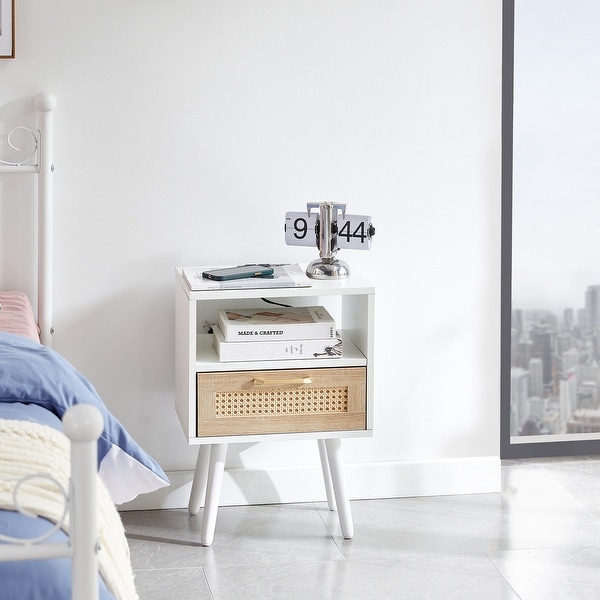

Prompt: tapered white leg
xmin=188 ymin=445 xmax=211 ymax=515
xmin=317 ymin=439 xmax=337 ymax=511
xmin=201 ymin=443 xmax=228 ymax=546
xmin=324 ymin=438 xmax=353 ymax=539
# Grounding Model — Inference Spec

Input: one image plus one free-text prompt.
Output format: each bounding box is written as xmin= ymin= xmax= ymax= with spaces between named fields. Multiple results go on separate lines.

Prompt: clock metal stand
xmin=284 ymin=202 xmax=375 ymax=279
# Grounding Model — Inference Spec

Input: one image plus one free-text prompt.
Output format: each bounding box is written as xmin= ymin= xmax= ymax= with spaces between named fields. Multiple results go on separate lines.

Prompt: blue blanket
xmin=0 ymin=512 xmax=114 ymax=599
xmin=0 ymin=332 xmax=167 ymax=599
xmin=0 ymin=332 xmax=168 ymax=498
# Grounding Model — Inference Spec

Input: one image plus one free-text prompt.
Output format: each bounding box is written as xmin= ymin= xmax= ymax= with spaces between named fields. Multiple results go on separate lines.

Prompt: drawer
xmin=196 ymin=367 xmax=366 ymax=437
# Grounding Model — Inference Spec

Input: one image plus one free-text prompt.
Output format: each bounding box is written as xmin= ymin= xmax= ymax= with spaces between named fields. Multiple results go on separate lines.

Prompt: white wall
xmin=0 ymin=0 xmax=502 ymax=508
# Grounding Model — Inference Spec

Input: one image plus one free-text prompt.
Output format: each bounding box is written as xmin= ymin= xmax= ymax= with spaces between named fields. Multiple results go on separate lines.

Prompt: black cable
xmin=260 ymin=297 xmax=293 ymax=308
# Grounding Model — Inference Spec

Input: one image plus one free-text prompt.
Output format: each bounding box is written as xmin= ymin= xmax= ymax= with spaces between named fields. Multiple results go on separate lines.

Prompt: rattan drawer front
xmin=196 ymin=367 xmax=366 ymax=437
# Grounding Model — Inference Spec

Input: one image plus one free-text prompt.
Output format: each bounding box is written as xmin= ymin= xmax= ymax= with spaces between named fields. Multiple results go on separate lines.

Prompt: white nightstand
xmin=175 ymin=267 xmax=374 ymax=545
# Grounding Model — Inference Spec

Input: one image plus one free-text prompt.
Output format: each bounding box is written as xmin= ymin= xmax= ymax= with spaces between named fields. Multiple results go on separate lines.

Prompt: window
xmin=501 ymin=0 xmax=600 ymax=457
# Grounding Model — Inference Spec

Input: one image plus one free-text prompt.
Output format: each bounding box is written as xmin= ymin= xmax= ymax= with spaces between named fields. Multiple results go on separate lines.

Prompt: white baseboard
xmin=120 ymin=457 xmax=501 ymax=511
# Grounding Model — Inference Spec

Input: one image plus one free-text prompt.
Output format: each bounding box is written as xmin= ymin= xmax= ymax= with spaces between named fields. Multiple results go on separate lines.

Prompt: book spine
xmin=218 ymin=314 xmax=335 ymax=342
xmin=214 ymin=331 xmax=342 ymax=362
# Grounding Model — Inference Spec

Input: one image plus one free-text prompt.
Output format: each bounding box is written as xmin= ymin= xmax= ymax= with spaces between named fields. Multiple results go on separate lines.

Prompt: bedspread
xmin=0 ymin=332 xmax=169 ymax=504
xmin=0 ymin=418 xmax=138 ymax=599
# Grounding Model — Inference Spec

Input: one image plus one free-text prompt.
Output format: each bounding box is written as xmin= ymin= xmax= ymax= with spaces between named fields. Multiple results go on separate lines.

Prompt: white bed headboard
xmin=0 ymin=92 xmax=56 ymax=346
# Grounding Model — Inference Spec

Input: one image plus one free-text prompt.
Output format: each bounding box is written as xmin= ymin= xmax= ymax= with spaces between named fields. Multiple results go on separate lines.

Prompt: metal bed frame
xmin=0 ymin=92 xmax=104 ymax=600
xmin=0 ymin=91 xmax=55 ymax=346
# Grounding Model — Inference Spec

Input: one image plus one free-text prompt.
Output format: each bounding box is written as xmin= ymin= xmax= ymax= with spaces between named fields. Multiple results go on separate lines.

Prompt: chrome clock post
xmin=305 ymin=202 xmax=351 ymax=279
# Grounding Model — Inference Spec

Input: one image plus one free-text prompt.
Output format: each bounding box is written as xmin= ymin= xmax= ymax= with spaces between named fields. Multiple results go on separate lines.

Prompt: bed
xmin=0 ymin=94 xmax=169 ymax=599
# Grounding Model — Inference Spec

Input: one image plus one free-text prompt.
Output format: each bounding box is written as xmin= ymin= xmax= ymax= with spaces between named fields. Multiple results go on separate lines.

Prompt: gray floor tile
xmin=121 ymin=458 xmax=600 ymax=600
xmin=538 ymin=457 xmax=600 ymax=523
xmin=124 ymin=504 xmax=343 ymax=570
xmin=132 ymin=567 xmax=212 ymax=600
xmin=204 ymin=553 xmax=521 ymax=600
xmin=489 ymin=546 xmax=600 ymax=600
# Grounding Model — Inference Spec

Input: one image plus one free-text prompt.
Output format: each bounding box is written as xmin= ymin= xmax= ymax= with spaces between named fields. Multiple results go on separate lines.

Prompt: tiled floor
xmin=121 ymin=457 xmax=600 ymax=599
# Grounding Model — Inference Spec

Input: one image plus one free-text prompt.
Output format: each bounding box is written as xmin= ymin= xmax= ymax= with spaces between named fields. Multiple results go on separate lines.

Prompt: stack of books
xmin=212 ymin=305 xmax=343 ymax=362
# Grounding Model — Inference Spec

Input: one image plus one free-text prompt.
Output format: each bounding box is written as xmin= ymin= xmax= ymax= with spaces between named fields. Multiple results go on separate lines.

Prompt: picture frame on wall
xmin=0 ymin=0 xmax=15 ymax=59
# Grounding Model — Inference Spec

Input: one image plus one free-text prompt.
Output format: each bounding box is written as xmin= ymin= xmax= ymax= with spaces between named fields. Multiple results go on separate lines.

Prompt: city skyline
xmin=513 ymin=282 xmax=600 ymax=323
xmin=511 ymin=282 xmax=600 ymax=439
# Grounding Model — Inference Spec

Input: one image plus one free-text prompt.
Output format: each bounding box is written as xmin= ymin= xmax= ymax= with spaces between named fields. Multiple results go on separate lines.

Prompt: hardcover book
xmin=213 ymin=326 xmax=342 ymax=362
xmin=217 ymin=305 xmax=336 ymax=342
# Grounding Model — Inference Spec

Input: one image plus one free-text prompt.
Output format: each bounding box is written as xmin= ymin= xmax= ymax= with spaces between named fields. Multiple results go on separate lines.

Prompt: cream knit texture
xmin=0 ymin=418 xmax=138 ymax=599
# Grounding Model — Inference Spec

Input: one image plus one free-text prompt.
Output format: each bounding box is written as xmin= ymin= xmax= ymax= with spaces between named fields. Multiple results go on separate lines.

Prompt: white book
xmin=217 ymin=305 xmax=336 ymax=342
xmin=213 ymin=326 xmax=342 ymax=362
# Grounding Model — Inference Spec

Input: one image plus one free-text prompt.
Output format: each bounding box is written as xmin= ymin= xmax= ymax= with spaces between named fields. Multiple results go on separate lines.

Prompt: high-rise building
xmin=559 ymin=374 xmax=577 ymax=434
xmin=579 ymin=381 xmax=598 ymax=409
xmin=530 ymin=326 xmax=553 ymax=385
xmin=556 ymin=332 xmax=573 ymax=357
xmin=585 ymin=285 xmax=600 ymax=330
xmin=528 ymin=358 xmax=543 ymax=398
xmin=511 ymin=367 xmax=529 ymax=436
xmin=562 ymin=347 xmax=579 ymax=374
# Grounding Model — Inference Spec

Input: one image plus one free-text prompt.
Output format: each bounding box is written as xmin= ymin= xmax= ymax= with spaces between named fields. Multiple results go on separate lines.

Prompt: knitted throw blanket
xmin=0 ymin=418 xmax=138 ymax=600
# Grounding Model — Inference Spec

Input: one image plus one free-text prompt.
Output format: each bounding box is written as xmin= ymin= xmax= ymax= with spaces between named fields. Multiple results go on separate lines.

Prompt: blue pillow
xmin=0 ymin=333 xmax=169 ymax=504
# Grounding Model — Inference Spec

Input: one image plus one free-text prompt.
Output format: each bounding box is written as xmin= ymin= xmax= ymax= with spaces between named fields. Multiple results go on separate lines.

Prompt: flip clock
xmin=284 ymin=202 xmax=375 ymax=279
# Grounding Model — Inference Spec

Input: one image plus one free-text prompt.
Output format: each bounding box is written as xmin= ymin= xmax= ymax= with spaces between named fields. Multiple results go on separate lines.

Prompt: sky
xmin=512 ymin=0 xmax=600 ymax=313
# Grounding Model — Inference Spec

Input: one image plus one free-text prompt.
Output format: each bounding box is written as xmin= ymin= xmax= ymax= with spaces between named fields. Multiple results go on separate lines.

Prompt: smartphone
xmin=202 ymin=265 xmax=274 ymax=281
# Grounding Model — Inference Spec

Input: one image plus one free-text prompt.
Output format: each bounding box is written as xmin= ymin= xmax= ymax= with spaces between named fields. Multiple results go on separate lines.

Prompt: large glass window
xmin=502 ymin=0 xmax=600 ymax=457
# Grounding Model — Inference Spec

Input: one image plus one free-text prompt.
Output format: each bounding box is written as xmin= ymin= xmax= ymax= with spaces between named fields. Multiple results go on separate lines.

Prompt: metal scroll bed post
xmin=0 ymin=91 xmax=55 ymax=346
xmin=0 ymin=404 xmax=104 ymax=600
xmin=0 ymin=93 xmax=104 ymax=600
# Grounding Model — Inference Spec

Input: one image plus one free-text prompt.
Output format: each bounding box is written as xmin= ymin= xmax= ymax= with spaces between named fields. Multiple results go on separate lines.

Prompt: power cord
xmin=260 ymin=297 xmax=293 ymax=308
